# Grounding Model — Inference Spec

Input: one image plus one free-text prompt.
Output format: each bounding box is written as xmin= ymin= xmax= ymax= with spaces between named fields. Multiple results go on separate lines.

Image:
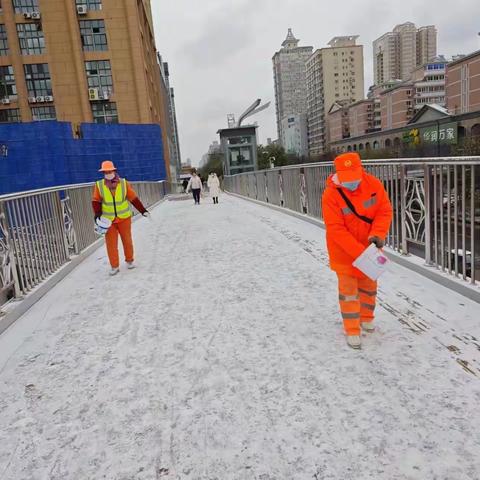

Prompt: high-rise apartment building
xmin=272 ymin=29 xmax=312 ymax=149
xmin=306 ymin=36 xmax=364 ymax=156
xmin=0 ymin=0 xmax=179 ymax=176
xmin=373 ymin=32 xmax=398 ymax=86
xmin=373 ymin=22 xmax=437 ymax=85
xmin=158 ymin=56 xmax=182 ymax=179
xmin=417 ymin=26 xmax=437 ymax=67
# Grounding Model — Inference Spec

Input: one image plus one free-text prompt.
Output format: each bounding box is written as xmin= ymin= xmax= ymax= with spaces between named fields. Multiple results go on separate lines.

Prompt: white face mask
xmin=105 ymin=173 xmax=115 ymax=181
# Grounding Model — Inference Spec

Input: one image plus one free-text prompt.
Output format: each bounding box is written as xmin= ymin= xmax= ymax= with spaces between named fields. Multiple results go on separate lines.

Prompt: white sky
xmin=151 ymin=0 xmax=480 ymax=165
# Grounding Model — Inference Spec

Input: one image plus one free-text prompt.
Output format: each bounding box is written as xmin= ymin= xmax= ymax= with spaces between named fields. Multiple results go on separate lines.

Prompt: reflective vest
xmin=96 ymin=178 xmax=132 ymax=221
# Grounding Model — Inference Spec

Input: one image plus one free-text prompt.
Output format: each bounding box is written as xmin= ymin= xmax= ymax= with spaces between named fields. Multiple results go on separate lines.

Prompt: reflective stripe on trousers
xmin=337 ymin=274 xmax=378 ymax=336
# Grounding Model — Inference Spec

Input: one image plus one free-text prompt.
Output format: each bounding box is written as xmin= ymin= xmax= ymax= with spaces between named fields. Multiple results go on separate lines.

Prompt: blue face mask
xmin=341 ymin=180 xmax=361 ymax=191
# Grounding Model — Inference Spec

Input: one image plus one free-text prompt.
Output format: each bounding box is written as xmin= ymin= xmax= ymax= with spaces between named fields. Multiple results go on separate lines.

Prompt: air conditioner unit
xmin=44 ymin=95 xmax=54 ymax=102
xmin=23 ymin=12 xmax=32 ymax=19
xmin=36 ymin=96 xmax=45 ymax=103
xmin=31 ymin=12 xmax=41 ymax=20
xmin=88 ymin=88 xmax=100 ymax=101
xmin=28 ymin=97 xmax=37 ymax=104
xmin=1 ymin=98 xmax=10 ymax=105
xmin=77 ymin=5 xmax=88 ymax=15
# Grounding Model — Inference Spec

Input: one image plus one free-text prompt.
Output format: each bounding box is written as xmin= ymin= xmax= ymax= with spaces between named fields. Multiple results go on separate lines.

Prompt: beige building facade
xmin=306 ymin=36 xmax=364 ymax=156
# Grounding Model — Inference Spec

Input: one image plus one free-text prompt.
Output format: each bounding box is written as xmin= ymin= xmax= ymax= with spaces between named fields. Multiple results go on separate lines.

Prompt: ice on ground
xmin=0 ymin=194 xmax=479 ymax=480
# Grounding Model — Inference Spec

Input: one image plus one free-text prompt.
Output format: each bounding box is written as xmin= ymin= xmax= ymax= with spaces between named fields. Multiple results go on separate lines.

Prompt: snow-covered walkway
xmin=1 ymin=194 xmax=479 ymax=480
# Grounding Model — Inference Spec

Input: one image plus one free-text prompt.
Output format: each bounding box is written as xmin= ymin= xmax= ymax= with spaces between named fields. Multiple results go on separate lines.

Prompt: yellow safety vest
xmin=96 ymin=178 xmax=132 ymax=221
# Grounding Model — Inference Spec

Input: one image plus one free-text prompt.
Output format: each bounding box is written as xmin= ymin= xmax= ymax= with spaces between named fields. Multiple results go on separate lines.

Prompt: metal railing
xmin=224 ymin=157 xmax=480 ymax=286
xmin=0 ymin=181 xmax=170 ymax=306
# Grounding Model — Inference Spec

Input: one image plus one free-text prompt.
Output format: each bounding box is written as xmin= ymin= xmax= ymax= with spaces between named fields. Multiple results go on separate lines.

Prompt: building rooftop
xmin=448 ymin=49 xmax=480 ymax=67
xmin=328 ymin=36 xmax=359 ymax=47
xmin=282 ymin=28 xmax=300 ymax=48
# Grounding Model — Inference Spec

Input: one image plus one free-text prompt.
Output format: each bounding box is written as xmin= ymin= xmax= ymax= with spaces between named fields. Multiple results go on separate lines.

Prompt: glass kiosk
xmin=218 ymin=125 xmax=258 ymax=176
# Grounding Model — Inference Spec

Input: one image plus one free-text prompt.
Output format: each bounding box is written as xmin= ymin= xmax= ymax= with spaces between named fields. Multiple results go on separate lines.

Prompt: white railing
xmin=0 ymin=181 xmax=170 ymax=306
xmin=224 ymin=157 xmax=480 ymax=286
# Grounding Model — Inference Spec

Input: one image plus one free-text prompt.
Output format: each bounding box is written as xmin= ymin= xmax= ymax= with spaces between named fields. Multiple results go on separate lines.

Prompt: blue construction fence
xmin=0 ymin=121 xmax=166 ymax=195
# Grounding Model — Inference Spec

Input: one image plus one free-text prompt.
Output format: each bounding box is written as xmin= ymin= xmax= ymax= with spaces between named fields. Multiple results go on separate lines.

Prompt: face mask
xmin=341 ymin=180 xmax=361 ymax=191
xmin=105 ymin=173 xmax=115 ymax=181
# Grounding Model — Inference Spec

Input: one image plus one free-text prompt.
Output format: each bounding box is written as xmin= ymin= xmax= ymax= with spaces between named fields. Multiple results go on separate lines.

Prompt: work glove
xmin=94 ymin=214 xmax=102 ymax=221
xmin=369 ymin=236 xmax=385 ymax=249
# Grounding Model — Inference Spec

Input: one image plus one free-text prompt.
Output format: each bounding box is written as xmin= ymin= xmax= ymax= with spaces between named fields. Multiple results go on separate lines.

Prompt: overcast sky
xmin=151 ymin=0 xmax=480 ymax=165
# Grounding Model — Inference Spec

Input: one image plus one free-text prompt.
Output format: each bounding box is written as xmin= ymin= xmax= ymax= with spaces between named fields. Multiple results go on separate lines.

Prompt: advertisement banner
xmin=420 ymin=123 xmax=458 ymax=145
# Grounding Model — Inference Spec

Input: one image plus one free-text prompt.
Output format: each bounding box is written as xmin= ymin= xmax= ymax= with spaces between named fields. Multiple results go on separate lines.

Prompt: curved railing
xmin=0 ymin=181 xmax=170 ymax=306
xmin=224 ymin=157 xmax=480 ymax=286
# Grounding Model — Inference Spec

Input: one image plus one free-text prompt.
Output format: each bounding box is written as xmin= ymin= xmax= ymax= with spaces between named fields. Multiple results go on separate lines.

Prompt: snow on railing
xmin=224 ymin=157 xmax=480 ymax=286
xmin=0 ymin=181 xmax=170 ymax=306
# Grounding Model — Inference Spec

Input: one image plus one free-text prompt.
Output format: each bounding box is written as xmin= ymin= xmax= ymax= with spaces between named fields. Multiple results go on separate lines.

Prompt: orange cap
xmin=334 ymin=152 xmax=363 ymax=183
xmin=98 ymin=160 xmax=117 ymax=172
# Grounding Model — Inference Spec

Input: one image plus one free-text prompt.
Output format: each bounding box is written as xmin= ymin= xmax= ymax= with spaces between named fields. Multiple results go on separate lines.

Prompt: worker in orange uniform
xmin=322 ymin=152 xmax=393 ymax=349
xmin=92 ymin=160 xmax=149 ymax=276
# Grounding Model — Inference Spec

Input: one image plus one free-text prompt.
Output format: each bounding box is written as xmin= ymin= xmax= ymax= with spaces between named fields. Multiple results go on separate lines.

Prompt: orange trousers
xmin=105 ymin=217 xmax=134 ymax=268
xmin=337 ymin=274 xmax=377 ymax=336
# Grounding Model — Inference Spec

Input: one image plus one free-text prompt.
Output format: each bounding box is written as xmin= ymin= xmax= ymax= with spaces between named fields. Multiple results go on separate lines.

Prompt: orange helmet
xmin=98 ymin=160 xmax=117 ymax=172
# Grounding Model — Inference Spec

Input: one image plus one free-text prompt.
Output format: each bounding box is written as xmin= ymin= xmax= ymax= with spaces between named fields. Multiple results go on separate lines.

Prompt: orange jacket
xmin=92 ymin=180 xmax=146 ymax=224
xmin=322 ymin=170 xmax=393 ymax=277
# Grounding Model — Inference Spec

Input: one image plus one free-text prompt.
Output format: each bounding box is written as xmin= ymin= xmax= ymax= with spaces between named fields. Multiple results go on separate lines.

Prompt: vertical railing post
xmin=400 ymin=164 xmax=409 ymax=254
xmin=424 ymin=163 xmax=433 ymax=265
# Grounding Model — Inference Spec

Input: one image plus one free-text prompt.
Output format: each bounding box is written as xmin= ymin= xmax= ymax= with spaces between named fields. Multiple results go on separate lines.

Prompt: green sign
xmin=420 ymin=122 xmax=458 ymax=145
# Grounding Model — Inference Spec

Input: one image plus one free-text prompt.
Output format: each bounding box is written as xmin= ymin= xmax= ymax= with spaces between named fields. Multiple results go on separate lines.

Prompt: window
xmin=85 ymin=60 xmax=113 ymax=94
xmin=80 ymin=20 xmax=108 ymax=51
xmin=12 ymin=0 xmax=38 ymax=14
xmin=0 ymin=66 xmax=17 ymax=97
xmin=0 ymin=25 xmax=9 ymax=56
xmin=32 ymin=105 xmax=56 ymax=120
xmin=92 ymin=102 xmax=118 ymax=123
xmin=0 ymin=108 xmax=21 ymax=122
xmin=24 ymin=63 xmax=52 ymax=97
xmin=17 ymin=23 xmax=45 ymax=55
xmin=76 ymin=0 xmax=102 ymax=10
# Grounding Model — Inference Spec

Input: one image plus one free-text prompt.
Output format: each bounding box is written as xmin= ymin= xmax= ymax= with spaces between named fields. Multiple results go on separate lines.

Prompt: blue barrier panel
xmin=0 ymin=121 xmax=166 ymax=194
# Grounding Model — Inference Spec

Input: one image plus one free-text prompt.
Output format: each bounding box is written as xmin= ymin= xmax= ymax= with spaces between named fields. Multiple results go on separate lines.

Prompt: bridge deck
xmin=1 ymin=194 xmax=479 ymax=479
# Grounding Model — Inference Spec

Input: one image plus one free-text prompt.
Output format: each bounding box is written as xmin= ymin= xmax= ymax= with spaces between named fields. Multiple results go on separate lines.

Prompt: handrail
xmin=0 ymin=180 xmax=167 ymax=201
xmin=225 ymin=159 xmax=479 ymax=287
xmin=0 ymin=180 xmax=170 ymax=306
xmin=242 ymin=156 xmax=480 ymax=175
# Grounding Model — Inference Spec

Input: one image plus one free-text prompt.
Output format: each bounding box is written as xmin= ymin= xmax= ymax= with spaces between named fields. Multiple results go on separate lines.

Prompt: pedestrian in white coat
xmin=186 ymin=170 xmax=203 ymax=205
xmin=207 ymin=173 xmax=221 ymax=204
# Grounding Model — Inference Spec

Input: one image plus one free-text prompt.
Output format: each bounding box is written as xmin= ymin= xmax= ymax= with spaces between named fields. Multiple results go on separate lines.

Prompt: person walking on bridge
xmin=92 ymin=160 xmax=149 ymax=276
xmin=186 ymin=169 xmax=203 ymax=205
xmin=207 ymin=172 xmax=221 ymax=204
xmin=322 ymin=152 xmax=393 ymax=349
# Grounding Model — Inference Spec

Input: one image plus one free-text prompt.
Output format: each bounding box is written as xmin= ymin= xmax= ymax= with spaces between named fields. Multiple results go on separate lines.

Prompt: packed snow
xmin=0 ymin=193 xmax=479 ymax=480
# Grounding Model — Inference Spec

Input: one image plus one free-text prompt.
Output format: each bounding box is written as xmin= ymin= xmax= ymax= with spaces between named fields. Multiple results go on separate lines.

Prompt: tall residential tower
xmin=373 ymin=22 xmax=437 ymax=85
xmin=272 ymin=29 xmax=312 ymax=151
xmin=306 ymin=36 xmax=365 ymax=156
